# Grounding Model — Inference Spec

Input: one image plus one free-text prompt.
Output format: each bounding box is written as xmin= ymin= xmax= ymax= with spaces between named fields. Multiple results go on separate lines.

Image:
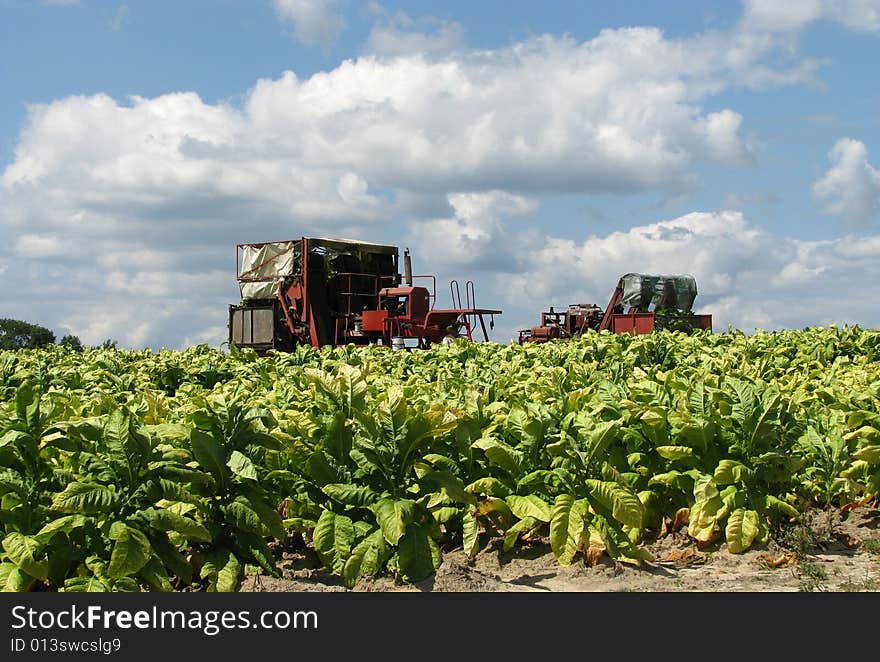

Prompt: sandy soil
xmin=240 ymin=505 xmax=880 ymax=593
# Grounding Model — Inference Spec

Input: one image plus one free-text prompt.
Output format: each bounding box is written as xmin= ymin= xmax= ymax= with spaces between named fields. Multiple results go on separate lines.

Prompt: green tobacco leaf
xmin=33 ymin=515 xmax=89 ymax=545
xmin=725 ymin=509 xmax=760 ymax=554
xmin=585 ymin=480 xmax=644 ymax=529
xmin=231 ymin=531 xmax=276 ymax=575
xmin=51 ymin=482 xmax=119 ymax=515
xmin=503 ymin=516 xmax=540 ymax=552
xmin=141 ymin=508 xmax=211 ymax=542
xmin=581 ymin=419 xmax=621 ymax=467
xmin=147 ymin=531 xmax=193 ymax=585
xmin=342 ymin=528 xmax=390 ymax=588
xmin=227 ymin=450 xmax=258 ymax=480
xmin=472 ymin=436 xmax=522 ymax=477
xmin=190 ymin=430 xmax=227 ymax=485
xmin=688 ymin=496 xmax=727 ymax=543
xmin=517 ymin=470 xmax=562 ymax=494
xmin=138 ymin=556 xmax=173 ymax=592
xmin=464 ymin=477 xmax=510 ymax=497
xmin=322 ymin=483 xmax=380 ymax=507
xmin=764 ymin=495 xmax=799 ymax=520
xmin=201 ymin=548 xmax=241 ymax=592
xmin=2 ymin=533 xmax=48 ymax=581
xmin=462 ymin=511 xmax=480 ymax=558
xmin=107 ymin=524 xmax=153 ymax=578
xmin=421 ymin=470 xmax=475 ymax=505
xmin=224 ymin=495 xmax=284 ymax=540
xmin=374 ymin=499 xmax=418 ymax=545
xmin=313 ymin=510 xmax=355 ymax=573
xmin=853 ymin=445 xmax=880 ymax=464
xmin=713 ymin=460 xmax=752 ymax=485
xmin=550 ymin=495 xmax=588 ymax=566
xmin=62 ymin=576 xmax=107 ymax=592
xmin=506 ymin=494 xmax=552 ymax=522
xmin=396 ymin=523 xmax=441 ymax=582
xmin=655 ymin=446 xmax=694 ymax=461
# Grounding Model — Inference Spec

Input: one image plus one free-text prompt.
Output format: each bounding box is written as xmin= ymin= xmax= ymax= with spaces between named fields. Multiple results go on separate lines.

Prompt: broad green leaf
xmin=503 ymin=516 xmax=541 ymax=552
xmin=2 ymin=533 xmax=48 ymax=581
xmin=420 ymin=471 xmax=475 ymax=505
xmin=506 ymin=494 xmax=551 ymax=522
xmin=725 ymin=509 xmax=760 ymax=553
xmin=227 ymin=450 xmax=258 ymax=480
xmin=472 ymin=436 xmax=522 ymax=477
xmin=107 ymin=524 xmax=153 ymax=578
xmin=190 ymin=429 xmax=227 ymax=484
xmin=342 ymin=528 xmax=390 ymax=588
xmin=322 ymin=483 xmax=380 ymax=507
xmin=688 ymin=495 xmax=727 ymax=542
xmin=51 ymin=482 xmax=119 ymax=515
xmin=33 ymin=515 xmax=89 ymax=545
xmin=464 ymin=477 xmax=510 ymax=497
xmin=853 ymin=445 xmax=880 ymax=464
xmin=714 ymin=460 xmax=752 ymax=485
xmin=201 ymin=548 xmax=241 ymax=592
xmin=655 ymin=446 xmax=694 ymax=461
xmin=139 ymin=556 xmax=173 ymax=592
xmin=461 ymin=511 xmax=480 ymax=558
xmin=550 ymin=495 xmax=588 ymax=566
xmin=585 ymin=480 xmax=644 ymax=529
xmin=141 ymin=508 xmax=211 ymax=543
xmin=224 ymin=495 xmax=284 ymax=540
xmin=147 ymin=531 xmax=193 ymax=585
xmin=313 ymin=510 xmax=355 ymax=572
xmin=396 ymin=523 xmax=441 ymax=582
xmin=62 ymin=576 xmax=107 ymax=592
xmin=374 ymin=499 xmax=418 ymax=545
xmin=764 ymin=495 xmax=799 ymax=520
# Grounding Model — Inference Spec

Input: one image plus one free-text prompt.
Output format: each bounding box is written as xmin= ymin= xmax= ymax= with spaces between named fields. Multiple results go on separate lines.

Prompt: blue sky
xmin=2 ymin=0 xmax=880 ymax=349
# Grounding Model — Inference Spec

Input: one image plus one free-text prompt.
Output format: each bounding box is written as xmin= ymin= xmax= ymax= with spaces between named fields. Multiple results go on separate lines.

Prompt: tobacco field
xmin=1 ymin=326 xmax=879 ymax=592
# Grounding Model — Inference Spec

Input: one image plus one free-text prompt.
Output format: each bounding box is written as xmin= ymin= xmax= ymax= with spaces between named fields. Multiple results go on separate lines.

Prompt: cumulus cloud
xmin=273 ymin=0 xmax=345 ymax=48
xmin=813 ymin=138 xmax=880 ymax=224
xmin=741 ymin=0 xmax=880 ymax=33
xmin=363 ymin=10 xmax=466 ymax=58
xmin=406 ymin=191 xmax=538 ymax=272
xmin=0 ymin=23 xmax=852 ymax=347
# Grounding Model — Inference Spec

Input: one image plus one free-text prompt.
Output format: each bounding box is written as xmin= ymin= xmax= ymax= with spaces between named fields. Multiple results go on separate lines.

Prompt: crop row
xmin=0 ymin=326 xmax=878 ymax=591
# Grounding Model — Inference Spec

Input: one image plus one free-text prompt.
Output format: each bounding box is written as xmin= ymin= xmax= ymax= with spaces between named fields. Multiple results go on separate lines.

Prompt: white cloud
xmin=406 ymin=191 xmax=538 ymax=271
xmin=741 ymin=0 xmax=880 ymax=33
xmin=813 ymin=138 xmax=880 ymax=224
xmin=273 ymin=0 xmax=345 ymax=48
xmin=0 ymin=23 xmax=854 ymax=348
xmin=363 ymin=11 xmax=466 ymax=58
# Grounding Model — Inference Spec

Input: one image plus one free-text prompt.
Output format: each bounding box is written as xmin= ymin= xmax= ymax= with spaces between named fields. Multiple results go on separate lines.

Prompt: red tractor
xmin=518 ymin=273 xmax=712 ymax=343
xmin=228 ymin=237 xmax=501 ymax=352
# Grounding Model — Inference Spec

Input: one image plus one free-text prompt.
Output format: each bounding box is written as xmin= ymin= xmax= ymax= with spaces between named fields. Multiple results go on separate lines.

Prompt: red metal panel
xmin=361 ymin=310 xmax=387 ymax=332
xmin=634 ymin=315 xmax=656 ymax=334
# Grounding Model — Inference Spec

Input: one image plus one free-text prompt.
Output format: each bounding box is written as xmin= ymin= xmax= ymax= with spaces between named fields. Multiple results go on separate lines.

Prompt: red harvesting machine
xmin=228 ymin=237 xmax=502 ymax=352
xmin=518 ymin=273 xmax=712 ymax=343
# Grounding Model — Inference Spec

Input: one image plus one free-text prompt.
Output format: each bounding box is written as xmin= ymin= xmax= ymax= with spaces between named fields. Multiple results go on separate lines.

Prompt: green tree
xmin=59 ymin=334 xmax=84 ymax=352
xmin=0 ymin=319 xmax=56 ymax=350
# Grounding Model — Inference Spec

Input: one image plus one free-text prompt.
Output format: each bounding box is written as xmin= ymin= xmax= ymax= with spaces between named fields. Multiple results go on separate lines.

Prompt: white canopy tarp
xmin=238 ymin=241 xmax=298 ymax=299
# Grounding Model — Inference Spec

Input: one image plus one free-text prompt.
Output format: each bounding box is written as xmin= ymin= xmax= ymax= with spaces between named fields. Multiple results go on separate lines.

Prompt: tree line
xmin=0 ymin=318 xmax=117 ymax=351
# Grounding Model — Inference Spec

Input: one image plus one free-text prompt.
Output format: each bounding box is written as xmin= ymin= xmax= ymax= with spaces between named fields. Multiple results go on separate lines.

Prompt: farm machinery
xmin=228 ymin=236 xmax=502 ymax=352
xmin=518 ymin=273 xmax=712 ymax=343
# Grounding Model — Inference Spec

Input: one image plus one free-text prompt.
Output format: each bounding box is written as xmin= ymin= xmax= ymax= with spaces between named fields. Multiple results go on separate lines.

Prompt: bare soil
xmin=240 ymin=505 xmax=880 ymax=593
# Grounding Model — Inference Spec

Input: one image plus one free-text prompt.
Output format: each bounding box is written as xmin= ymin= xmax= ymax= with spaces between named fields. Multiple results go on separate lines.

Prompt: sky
xmin=2 ymin=0 xmax=880 ymax=349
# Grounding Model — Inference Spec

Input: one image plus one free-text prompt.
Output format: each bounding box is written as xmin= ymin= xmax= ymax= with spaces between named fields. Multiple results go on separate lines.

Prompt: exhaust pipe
xmin=403 ymin=248 xmax=413 ymax=286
